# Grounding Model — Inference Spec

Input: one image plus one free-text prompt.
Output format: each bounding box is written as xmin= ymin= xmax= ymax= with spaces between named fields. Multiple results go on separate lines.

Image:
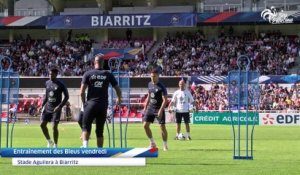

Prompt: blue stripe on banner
xmin=135 ymin=148 xmax=158 ymax=157
xmin=46 ymin=13 xmax=195 ymax=29
xmin=0 ymin=148 xmax=158 ymax=158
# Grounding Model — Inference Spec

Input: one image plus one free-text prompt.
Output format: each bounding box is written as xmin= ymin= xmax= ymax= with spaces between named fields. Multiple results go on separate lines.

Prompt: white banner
xmin=259 ymin=113 xmax=300 ymax=126
xmin=12 ymin=158 xmax=145 ymax=166
xmin=0 ymin=117 xmax=8 ymax=122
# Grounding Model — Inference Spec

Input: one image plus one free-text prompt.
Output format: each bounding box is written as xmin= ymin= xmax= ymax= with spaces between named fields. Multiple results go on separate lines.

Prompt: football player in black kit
xmin=40 ymin=68 xmax=69 ymax=148
xmin=143 ymin=68 xmax=169 ymax=151
xmin=80 ymin=56 xmax=122 ymax=148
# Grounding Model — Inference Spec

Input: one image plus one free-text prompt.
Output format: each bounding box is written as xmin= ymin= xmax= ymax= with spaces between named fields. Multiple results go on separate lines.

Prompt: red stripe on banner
xmin=204 ymin=12 xmax=236 ymax=23
xmin=0 ymin=16 xmax=23 ymax=25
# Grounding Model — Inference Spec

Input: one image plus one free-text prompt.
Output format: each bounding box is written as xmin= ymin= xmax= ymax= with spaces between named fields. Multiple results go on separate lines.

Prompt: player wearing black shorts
xmin=143 ymin=68 xmax=168 ymax=151
xmin=80 ymin=55 xmax=122 ymax=148
xmin=40 ymin=68 xmax=69 ymax=148
xmin=168 ymin=80 xmax=195 ymax=140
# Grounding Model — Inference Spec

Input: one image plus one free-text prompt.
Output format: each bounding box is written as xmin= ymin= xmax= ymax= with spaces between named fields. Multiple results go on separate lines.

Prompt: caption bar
xmin=0 ymin=148 xmax=158 ymax=158
xmin=12 ymin=158 xmax=146 ymax=166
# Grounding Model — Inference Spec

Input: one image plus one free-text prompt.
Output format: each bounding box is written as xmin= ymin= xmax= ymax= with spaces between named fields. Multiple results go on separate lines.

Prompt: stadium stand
xmin=0 ymin=30 xmax=298 ymax=77
xmin=151 ymin=30 xmax=298 ymax=76
xmin=109 ymin=5 xmax=195 ymax=14
xmin=187 ymin=82 xmax=300 ymax=112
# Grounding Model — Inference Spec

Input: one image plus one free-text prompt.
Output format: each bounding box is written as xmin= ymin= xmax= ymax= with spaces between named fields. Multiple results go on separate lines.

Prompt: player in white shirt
xmin=168 ymin=80 xmax=195 ymax=140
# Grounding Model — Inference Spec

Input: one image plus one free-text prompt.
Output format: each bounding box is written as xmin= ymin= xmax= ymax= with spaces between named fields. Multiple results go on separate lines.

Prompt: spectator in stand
xmin=9 ymin=104 xmax=17 ymax=122
xmin=126 ymin=29 xmax=132 ymax=41
xmin=0 ymin=30 xmax=299 ymax=78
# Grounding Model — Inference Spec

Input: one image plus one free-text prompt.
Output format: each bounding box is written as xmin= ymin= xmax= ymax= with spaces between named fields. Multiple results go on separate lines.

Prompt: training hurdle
xmin=228 ymin=55 xmax=260 ymax=160
xmin=106 ymin=57 xmax=130 ymax=148
xmin=0 ymin=55 xmax=19 ymax=149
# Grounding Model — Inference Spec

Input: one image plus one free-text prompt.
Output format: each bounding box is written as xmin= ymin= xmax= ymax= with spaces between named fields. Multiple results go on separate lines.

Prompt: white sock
xmin=47 ymin=139 xmax=52 ymax=144
xmin=163 ymin=141 xmax=168 ymax=146
xmin=53 ymin=144 xmax=57 ymax=148
xmin=82 ymin=140 xmax=88 ymax=148
xmin=186 ymin=132 xmax=190 ymax=137
xmin=176 ymin=133 xmax=180 ymax=136
xmin=149 ymin=138 xmax=155 ymax=143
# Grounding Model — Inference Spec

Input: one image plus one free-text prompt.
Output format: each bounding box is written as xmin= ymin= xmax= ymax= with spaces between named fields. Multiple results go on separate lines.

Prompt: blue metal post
xmin=229 ymin=55 xmax=259 ymax=160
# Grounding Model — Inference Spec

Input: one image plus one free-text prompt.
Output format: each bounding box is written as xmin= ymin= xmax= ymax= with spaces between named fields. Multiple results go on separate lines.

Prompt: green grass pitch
xmin=1 ymin=122 xmax=300 ymax=175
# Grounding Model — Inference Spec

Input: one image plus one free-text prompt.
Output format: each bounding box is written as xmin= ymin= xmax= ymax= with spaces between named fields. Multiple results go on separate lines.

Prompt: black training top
xmin=82 ymin=69 xmax=118 ymax=104
xmin=43 ymin=79 xmax=69 ymax=112
xmin=147 ymin=81 xmax=168 ymax=110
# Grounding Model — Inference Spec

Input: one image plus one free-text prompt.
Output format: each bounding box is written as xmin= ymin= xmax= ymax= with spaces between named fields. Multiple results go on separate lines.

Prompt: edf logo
xmin=277 ymin=115 xmax=300 ymax=124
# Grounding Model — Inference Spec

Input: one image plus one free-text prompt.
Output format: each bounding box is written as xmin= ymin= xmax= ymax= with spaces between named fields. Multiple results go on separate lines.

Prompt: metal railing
xmin=14 ymin=8 xmax=52 ymax=16
xmin=203 ymin=4 xmax=242 ymax=12
xmin=202 ymin=0 xmax=300 ymax=12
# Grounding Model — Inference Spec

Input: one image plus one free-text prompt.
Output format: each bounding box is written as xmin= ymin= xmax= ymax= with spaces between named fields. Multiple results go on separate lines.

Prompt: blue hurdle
xmin=107 ymin=57 xmax=130 ymax=148
xmin=228 ymin=55 xmax=260 ymax=160
xmin=0 ymin=55 xmax=19 ymax=149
